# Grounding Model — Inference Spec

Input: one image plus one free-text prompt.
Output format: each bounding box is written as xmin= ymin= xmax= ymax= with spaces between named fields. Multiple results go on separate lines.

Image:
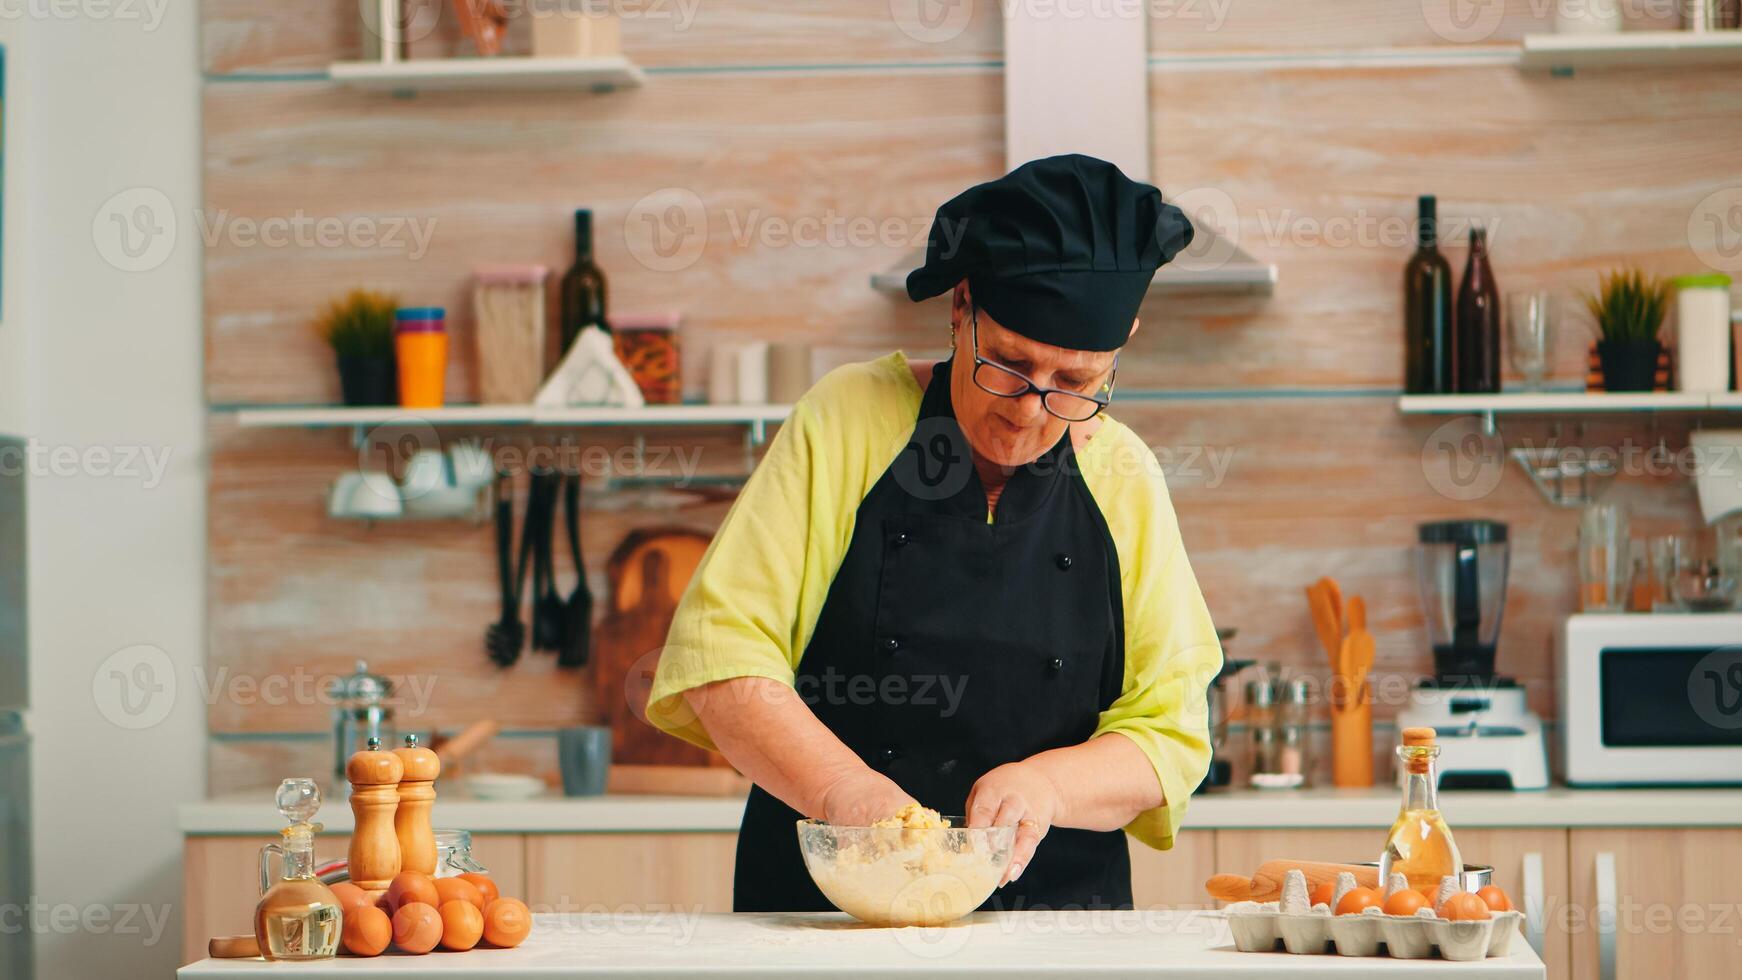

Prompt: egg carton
xmin=1215 ymin=907 xmax=1525 ymax=961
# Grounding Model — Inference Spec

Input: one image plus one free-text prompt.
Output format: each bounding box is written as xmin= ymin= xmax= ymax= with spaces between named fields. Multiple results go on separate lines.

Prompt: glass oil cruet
xmin=255 ymin=778 xmax=342 ymax=961
xmin=1379 ymin=727 xmax=1463 ymax=894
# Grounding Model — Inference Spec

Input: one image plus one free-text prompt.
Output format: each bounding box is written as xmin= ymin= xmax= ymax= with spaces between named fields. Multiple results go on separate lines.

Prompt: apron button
xmin=882 ymin=636 xmax=902 ymax=653
xmin=879 ymin=746 xmax=903 ymax=765
xmin=1048 ymin=657 xmax=1065 ymax=673
xmin=892 ymin=531 xmax=910 ymax=547
xmin=1055 ymin=553 xmax=1073 ymax=570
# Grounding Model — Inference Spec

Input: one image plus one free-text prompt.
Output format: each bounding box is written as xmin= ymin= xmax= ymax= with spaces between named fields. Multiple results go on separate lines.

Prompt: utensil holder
xmin=1330 ymin=679 xmax=1373 ymax=787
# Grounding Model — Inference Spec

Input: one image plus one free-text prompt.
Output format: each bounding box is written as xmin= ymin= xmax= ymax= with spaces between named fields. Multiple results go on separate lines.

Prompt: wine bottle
xmin=559 ymin=209 xmax=608 ymax=355
xmin=1403 ymin=195 xmax=1454 ymax=394
xmin=1455 ymin=225 xmax=1501 ymax=394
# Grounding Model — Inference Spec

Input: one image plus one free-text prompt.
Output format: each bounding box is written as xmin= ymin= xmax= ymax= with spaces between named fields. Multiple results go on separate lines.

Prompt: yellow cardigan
xmin=646 ymin=352 xmax=1223 ymax=851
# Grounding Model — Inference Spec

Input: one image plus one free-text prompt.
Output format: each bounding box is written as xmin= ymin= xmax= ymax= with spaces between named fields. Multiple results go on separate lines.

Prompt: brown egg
xmin=385 ymin=871 xmax=439 ymax=916
xmin=1476 ymin=885 xmax=1513 ymax=913
xmin=329 ymin=882 xmax=371 ymax=917
xmin=433 ymin=876 xmax=485 ymax=911
xmin=1382 ymin=888 xmax=1431 ymax=917
xmin=482 ymin=897 xmax=531 ymax=949
xmin=1335 ymin=887 xmax=1384 ymax=915
xmin=1442 ymin=892 xmax=1494 ymax=921
xmin=458 ymin=873 xmax=500 ymax=907
xmin=1307 ymin=882 xmax=1334 ymax=908
xmin=391 ymin=901 xmax=442 ymax=954
xmin=438 ymin=899 xmax=484 ymax=952
xmin=341 ymin=905 xmax=391 ymax=957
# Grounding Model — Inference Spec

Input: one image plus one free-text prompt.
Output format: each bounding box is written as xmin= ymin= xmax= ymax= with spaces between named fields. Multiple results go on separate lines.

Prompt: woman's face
xmin=948 ymin=284 xmax=1123 ymax=469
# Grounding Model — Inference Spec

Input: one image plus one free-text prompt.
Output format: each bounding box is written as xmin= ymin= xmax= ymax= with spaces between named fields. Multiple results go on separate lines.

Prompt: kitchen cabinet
xmin=524 ymin=832 xmax=737 ymax=914
xmin=514 ymin=831 xmax=1215 ymax=915
xmin=1215 ymin=827 xmax=1572 ymax=980
xmin=1569 ymin=828 xmax=1742 ymax=980
xmin=1130 ymin=831 xmax=1215 ymax=909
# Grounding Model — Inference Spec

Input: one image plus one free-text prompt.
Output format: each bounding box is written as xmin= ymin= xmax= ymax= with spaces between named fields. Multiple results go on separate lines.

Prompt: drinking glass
xmin=1650 ymin=535 xmax=1688 ymax=612
xmin=1577 ymin=503 xmax=1629 ymax=612
xmin=1507 ymin=291 xmax=1554 ymax=392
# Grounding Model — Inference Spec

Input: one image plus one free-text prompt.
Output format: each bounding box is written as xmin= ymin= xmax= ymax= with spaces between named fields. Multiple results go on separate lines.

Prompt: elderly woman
xmin=646 ymin=154 xmax=1223 ymax=912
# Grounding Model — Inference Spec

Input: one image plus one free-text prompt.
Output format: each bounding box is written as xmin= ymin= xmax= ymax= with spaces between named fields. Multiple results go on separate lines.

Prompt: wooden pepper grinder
xmin=392 ymin=733 xmax=441 ymax=876
xmin=346 ymin=736 xmax=403 ymax=895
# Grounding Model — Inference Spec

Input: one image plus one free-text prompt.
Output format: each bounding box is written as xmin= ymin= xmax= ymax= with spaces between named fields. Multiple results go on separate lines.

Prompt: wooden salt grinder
xmin=392 ymin=733 xmax=441 ymax=876
xmin=346 ymin=736 xmax=403 ymax=893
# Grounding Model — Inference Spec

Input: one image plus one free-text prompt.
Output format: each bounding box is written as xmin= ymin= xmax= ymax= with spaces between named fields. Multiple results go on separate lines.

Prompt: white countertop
xmin=176 ymin=911 xmax=1546 ymax=978
xmin=180 ymin=786 xmax=1742 ymax=835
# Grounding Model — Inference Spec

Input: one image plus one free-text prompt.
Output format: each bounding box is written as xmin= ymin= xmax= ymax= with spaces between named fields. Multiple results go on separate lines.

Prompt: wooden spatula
xmin=1205 ymin=859 xmax=1381 ymax=904
xmin=1305 ymin=579 xmax=1344 ymax=669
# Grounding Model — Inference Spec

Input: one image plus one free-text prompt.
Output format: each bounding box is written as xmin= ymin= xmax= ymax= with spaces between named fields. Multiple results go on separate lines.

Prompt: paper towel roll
xmin=708 ymin=343 xmax=739 ymax=405
xmin=736 ymin=341 xmax=770 ymax=405
xmin=769 ymin=342 xmax=813 ymax=404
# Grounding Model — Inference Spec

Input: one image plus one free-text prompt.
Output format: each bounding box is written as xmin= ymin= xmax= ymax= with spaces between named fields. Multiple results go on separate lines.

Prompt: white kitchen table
xmin=178 ymin=911 xmax=1546 ymax=978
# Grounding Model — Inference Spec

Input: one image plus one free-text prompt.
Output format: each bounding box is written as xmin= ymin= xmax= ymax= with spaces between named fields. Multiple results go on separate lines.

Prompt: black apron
xmin=733 ymin=357 xmax=1132 ymax=912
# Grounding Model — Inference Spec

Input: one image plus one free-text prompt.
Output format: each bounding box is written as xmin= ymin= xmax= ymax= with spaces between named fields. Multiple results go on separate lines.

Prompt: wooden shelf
xmin=1398 ymin=392 xmax=1722 ymax=414
xmin=230 ymin=403 xmax=789 ymax=428
xmin=328 ymin=55 xmax=645 ymax=92
xmin=1519 ymin=31 xmax=1742 ymax=72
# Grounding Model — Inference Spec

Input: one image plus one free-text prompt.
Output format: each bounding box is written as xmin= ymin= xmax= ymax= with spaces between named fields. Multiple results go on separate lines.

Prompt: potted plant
xmin=1585 ymin=269 xmax=1669 ymax=393
xmin=315 ymin=289 xmax=398 ymax=406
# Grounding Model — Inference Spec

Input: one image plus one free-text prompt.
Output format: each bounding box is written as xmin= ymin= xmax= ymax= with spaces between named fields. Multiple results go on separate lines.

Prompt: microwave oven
xmin=1559 ymin=613 xmax=1742 ymax=786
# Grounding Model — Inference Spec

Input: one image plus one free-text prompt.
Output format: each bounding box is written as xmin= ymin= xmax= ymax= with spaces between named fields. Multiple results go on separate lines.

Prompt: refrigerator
xmin=0 ymin=434 xmax=32 ymax=978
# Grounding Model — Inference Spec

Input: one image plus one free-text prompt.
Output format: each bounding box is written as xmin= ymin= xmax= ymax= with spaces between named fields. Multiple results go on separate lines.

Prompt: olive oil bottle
xmin=1379 ymin=727 xmax=1462 ymax=894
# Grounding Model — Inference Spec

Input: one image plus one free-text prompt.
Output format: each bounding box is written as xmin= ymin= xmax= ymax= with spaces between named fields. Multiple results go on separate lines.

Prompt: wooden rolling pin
xmin=1206 ymin=859 xmax=1381 ymax=903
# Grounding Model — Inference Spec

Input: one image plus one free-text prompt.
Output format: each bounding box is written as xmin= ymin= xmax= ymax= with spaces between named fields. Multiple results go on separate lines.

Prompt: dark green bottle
xmin=559 ymin=209 xmax=608 ymax=354
xmin=1404 ymin=195 xmax=1454 ymax=394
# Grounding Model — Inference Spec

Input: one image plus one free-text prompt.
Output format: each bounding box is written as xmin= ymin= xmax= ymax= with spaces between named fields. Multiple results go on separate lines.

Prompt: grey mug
xmin=558 ymin=725 xmax=612 ymax=797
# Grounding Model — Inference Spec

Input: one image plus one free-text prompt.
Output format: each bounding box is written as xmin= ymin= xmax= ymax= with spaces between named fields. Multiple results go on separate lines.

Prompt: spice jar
xmin=1245 ymin=678 xmax=1280 ymax=778
xmin=611 ymin=311 xmax=682 ymax=404
xmin=1278 ymin=678 xmax=1313 ymax=783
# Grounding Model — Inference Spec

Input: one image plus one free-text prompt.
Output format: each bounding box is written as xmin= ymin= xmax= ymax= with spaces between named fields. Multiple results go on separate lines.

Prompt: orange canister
xmin=394 ymin=307 xmax=448 ymax=408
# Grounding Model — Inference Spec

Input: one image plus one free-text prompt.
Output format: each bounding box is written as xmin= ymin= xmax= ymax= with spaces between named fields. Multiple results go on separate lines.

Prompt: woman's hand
xmin=815 ymin=767 xmax=916 ymax=827
xmin=965 ymin=761 xmax=1062 ymax=887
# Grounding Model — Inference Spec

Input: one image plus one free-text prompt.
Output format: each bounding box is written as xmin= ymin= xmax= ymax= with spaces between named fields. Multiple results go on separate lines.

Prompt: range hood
xmin=873 ymin=8 xmax=1276 ymax=299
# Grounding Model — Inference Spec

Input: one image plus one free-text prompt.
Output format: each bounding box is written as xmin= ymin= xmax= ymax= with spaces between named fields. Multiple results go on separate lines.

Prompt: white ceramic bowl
xmin=463 ymin=773 xmax=546 ymax=801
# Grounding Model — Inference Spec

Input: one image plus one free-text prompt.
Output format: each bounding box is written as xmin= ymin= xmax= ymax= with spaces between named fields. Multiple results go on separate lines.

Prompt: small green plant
xmin=314 ymin=289 xmax=398 ymax=359
xmin=1584 ymin=269 xmax=1669 ymax=345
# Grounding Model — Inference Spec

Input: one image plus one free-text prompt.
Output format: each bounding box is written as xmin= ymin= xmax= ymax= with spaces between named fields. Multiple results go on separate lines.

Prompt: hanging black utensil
xmin=557 ymin=471 xmax=594 ymax=668
xmin=532 ymin=468 xmax=567 ymax=652
xmin=485 ymin=470 xmax=526 ymax=667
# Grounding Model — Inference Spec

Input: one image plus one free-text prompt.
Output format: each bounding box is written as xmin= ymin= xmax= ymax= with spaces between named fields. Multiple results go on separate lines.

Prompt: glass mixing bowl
xmin=795 ymin=818 xmax=1015 ymax=927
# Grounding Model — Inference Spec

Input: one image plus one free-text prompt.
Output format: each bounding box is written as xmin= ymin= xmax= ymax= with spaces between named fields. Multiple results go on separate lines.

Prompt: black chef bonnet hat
xmin=906 ymin=154 xmax=1194 ymax=352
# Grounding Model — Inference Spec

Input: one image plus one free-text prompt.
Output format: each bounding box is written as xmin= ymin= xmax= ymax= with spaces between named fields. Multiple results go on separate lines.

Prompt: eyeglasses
xmin=967 ymin=308 xmax=1117 ymax=422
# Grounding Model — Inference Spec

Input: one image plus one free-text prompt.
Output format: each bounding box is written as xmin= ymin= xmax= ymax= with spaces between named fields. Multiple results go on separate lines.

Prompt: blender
xmin=1397 ymin=520 xmax=1548 ymax=790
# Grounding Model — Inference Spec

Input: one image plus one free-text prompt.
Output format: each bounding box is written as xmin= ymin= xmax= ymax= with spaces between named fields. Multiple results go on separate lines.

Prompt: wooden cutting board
xmin=592 ymin=527 xmax=737 ymax=777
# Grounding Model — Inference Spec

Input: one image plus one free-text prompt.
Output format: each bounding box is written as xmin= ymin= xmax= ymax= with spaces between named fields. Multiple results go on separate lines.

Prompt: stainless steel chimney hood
xmin=873 ymin=8 xmax=1276 ymax=299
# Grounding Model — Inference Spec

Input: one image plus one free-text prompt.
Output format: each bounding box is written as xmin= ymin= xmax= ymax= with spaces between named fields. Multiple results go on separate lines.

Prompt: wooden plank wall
xmin=204 ymin=1 xmax=1733 ymax=794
